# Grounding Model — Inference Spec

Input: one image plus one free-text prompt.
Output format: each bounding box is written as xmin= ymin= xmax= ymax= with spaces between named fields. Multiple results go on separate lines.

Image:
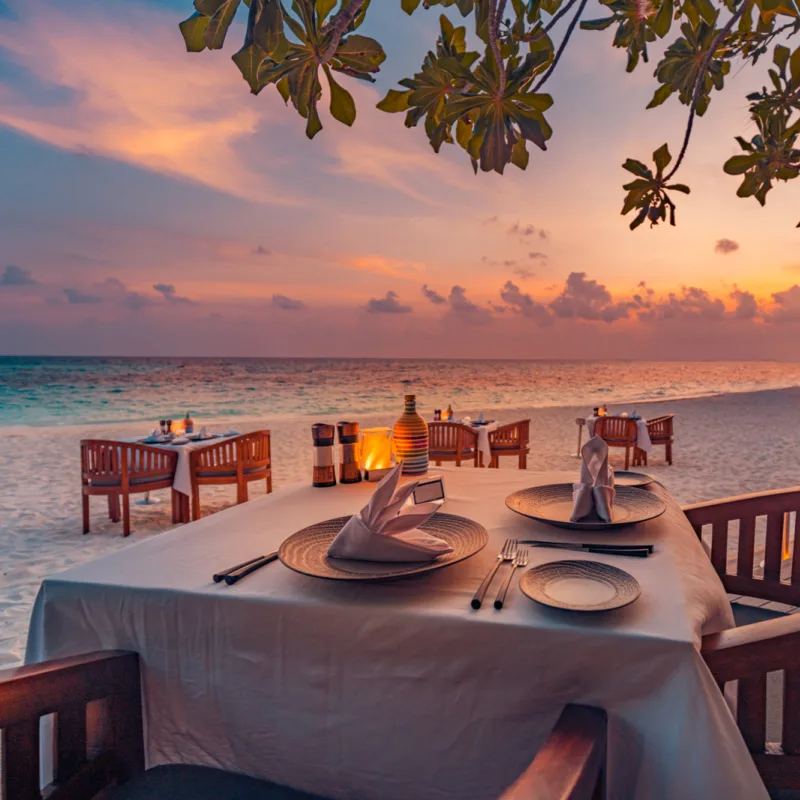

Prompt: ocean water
xmin=1 ymin=356 xmax=800 ymax=428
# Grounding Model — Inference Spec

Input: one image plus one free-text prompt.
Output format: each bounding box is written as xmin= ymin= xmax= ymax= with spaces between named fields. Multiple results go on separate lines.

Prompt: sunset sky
xmin=0 ymin=0 xmax=798 ymax=359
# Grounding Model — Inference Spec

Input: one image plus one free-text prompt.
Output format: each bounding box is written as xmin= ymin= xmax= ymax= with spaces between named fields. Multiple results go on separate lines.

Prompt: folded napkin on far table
xmin=328 ymin=464 xmax=452 ymax=562
xmin=571 ymin=436 xmax=615 ymax=523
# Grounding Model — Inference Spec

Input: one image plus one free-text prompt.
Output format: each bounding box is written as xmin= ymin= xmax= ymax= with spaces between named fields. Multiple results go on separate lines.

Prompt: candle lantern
xmin=361 ymin=427 xmax=395 ymax=482
xmin=311 ymin=423 xmax=337 ymax=488
xmin=393 ymin=394 xmax=429 ymax=476
xmin=337 ymin=421 xmax=362 ymax=484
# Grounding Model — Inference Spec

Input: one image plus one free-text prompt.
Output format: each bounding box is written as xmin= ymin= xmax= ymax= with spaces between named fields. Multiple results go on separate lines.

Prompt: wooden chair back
xmin=0 ymin=651 xmax=144 ymax=798
xmin=683 ymin=488 xmax=800 ymax=606
xmin=191 ymin=431 xmax=271 ymax=477
xmin=646 ymin=414 xmax=674 ymax=442
xmin=593 ymin=416 xmax=636 ymax=445
xmin=702 ymin=615 xmax=800 ymax=788
xmin=488 ymin=420 xmax=530 ymax=450
xmin=81 ymin=440 xmax=177 ymax=486
xmin=429 ymin=422 xmax=476 ymax=454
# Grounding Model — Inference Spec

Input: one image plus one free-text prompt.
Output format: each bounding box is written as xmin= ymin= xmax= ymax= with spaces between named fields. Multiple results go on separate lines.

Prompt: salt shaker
xmin=312 ymin=423 xmax=337 ymax=488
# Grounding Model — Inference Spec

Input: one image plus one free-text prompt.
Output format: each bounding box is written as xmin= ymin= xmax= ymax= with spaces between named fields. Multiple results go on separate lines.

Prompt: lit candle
xmin=361 ymin=427 xmax=394 ymax=481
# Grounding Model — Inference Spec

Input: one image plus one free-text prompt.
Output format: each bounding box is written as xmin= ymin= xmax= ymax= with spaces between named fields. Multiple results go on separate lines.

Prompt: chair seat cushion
xmin=430 ymin=448 xmax=474 ymax=457
xmin=107 ymin=764 xmax=326 ymax=800
xmin=196 ymin=466 xmax=268 ymax=478
xmin=90 ymin=474 xmax=172 ymax=487
xmin=731 ymin=601 xmax=788 ymax=627
xmin=491 ymin=443 xmax=527 ymax=451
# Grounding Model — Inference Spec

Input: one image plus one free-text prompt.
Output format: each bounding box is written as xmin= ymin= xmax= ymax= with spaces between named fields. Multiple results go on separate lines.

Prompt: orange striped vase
xmin=393 ymin=394 xmax=428 ymax=476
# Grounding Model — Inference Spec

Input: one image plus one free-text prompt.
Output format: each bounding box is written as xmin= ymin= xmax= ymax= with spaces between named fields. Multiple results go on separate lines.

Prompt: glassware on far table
xmin=159 ymin=419 xmax=166 ymax=435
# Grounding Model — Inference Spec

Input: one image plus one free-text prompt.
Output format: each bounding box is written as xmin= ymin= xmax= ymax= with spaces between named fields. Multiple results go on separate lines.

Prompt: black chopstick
xmin=520 ymin=540 xmax=654 ymax=553
xmin=213 ymin=555 xmax=265 ymax=583
xmin=519 ymin=541 xmax=652 ymax=558
xmin=224 ymin=552 xmax=279 ymax=585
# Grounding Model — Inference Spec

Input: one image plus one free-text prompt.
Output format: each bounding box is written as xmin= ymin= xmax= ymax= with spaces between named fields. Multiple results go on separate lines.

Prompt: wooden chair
xmin=81 ymin=440 xmax=180 ymax=537
xmin=500 ymin=705 xmax=607 ymax=800
xmin=592 ymin=417 xmax=637 ymax=470
xmin=634 ymin=414 xmax=674 ymax=466
xmin=488 ymin=420 xmax=530 ymax=470
xmin=684 ymin=488 xmax=800 ymax=793
xmin=428 ymin=422 xmax=479 ymax=467
xmin=189 ymin=430 xmax=272 ymax=521
xmin=0 ymin=650 xmax=606 ymax=800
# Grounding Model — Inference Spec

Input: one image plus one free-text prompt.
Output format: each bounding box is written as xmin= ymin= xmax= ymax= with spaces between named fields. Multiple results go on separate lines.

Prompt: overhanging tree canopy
xmin=179 ymin=0 xmax=800 ymax=228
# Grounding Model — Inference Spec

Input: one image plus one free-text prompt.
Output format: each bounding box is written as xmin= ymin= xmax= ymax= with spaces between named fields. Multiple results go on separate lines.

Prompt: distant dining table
xmin=27 ymin=468 xmax=767 ymax=800
xmin=587 ymin=414 xmax=653 ymax=455
xmin=126 ymin=432 xmax=239 ymax=496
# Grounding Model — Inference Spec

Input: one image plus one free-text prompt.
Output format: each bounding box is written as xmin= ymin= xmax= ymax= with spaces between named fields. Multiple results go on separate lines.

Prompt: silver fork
xmin=494 ymin=548 xmax=529 ymax=610
xmin=471 ymin=538 xmax=517 ymax=609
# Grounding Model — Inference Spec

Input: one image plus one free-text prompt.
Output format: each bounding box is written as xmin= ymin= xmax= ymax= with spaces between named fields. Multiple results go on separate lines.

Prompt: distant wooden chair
xmin=592 ymin=416 xmax=638 ymax=470
xmin=81 ymin=440 xmax=179 ymax=537
xmin=0 ymin=651 xmax=606 ymax=800
xmin=639 ymin=414 xmax=674 ymax=466
xmin=684 ymin=488 xmax=800 ymax=793
xmin=189 ymin=430 xmax=272 ymax=521
xmin=428 ymin=422 xmax=479 ymax=467
xmin=488 ymin=420 xmax=530 ymax=469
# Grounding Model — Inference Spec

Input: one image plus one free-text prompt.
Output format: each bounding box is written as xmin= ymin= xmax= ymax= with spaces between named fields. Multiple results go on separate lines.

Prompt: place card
xmin=413 ymin=475 xmax=445 ymax=505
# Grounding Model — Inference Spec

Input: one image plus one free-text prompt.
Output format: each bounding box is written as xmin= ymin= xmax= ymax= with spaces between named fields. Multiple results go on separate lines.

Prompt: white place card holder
xmin=413 ymin=476 xmax=445 ymax=505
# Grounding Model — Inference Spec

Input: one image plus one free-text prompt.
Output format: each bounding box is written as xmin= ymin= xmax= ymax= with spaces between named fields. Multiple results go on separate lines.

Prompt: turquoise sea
xmin=2 ymin=356 xmax=800 ymax=428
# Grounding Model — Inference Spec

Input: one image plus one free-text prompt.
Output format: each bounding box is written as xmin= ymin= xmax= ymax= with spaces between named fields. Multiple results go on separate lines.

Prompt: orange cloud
xmin=0 ymin=1 xmax=296 ymax=204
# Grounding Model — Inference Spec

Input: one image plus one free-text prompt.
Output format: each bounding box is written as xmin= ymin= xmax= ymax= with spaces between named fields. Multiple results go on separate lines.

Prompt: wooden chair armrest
xmin=682 ymin=487 xmax=800 ymax=526
xmin=702 ymin=615 xmax=800 ymax=683
xmin=499 ymin=705 xmax=607 ymax=800
xmin=0 ymin=650 xmax=140 ymax=728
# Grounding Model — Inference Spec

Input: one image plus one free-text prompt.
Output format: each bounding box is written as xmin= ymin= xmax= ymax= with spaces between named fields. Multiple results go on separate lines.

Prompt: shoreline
xmin=3 ymin=385 xmax=800 ymax=434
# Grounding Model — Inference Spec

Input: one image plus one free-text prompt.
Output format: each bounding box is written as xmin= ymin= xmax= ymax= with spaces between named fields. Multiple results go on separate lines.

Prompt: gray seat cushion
xmin=108 ymin=765 xmax=326 ymax=800
xmin=731 ymin=601 xmax=788 ymax=627
xmin=196 ymin=466 xmax=268 ymax=478
xmin=90 ymin=474 xmax=172 ymax=487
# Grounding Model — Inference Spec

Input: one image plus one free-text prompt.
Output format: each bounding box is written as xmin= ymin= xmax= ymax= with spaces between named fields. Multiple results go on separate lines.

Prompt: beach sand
xmin=1 ymin=387 xmax=799 ymax=667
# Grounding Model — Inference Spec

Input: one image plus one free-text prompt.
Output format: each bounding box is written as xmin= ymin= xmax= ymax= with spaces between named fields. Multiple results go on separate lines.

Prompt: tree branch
xmin=488 ymin=0 xmax=508 ymax=94
xmin=532 ymin=0 xmax=588 ymax=93
xmin=521 ymin=0 xmax=581 ymax=43
xmin=319 ymin=0 xmax=367 ymax=62
xmin=663 ymin=0 xmax=754 ymax=181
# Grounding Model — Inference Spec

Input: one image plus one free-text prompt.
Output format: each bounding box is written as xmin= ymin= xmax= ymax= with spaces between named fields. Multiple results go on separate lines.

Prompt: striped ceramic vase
xmin=393 ymin=395 xmax=429 ymax=476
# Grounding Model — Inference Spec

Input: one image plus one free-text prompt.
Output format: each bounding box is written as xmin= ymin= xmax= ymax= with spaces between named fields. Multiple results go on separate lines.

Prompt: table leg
xmin=572 ymin=420 xmax=585 ymax=459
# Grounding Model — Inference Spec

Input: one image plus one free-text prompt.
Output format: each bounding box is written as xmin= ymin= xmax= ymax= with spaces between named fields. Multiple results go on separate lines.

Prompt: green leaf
xmin=695 ymin=0 xmax=718 ymax=24
xmin=455 ymin=115 xmax=471 ymax=149
xmin=791 ymin=44 xmax=800 ymax=83
xmin=324 ymin=66 xmax=356 ymax=126
xmin=510 ymin=137 xmax=529 ymax=170
xmin=306 ymin=102 xmax=323 ymax=138
xmin=232 ymin=43 xmax=267 ymax=92
xmin=652 ymin=143 xmax=671 ymax=174
xmin=647 ymin=84 xmax=673 ymax=109
xmin=194 ymin=0 xmax=227 ymax=14
xmin=652 ymin=0 xmax=673 ymax=37
xmin=723 ymin=153 xmax=764 ymax=174
xmin=204 ymin=0 xmax=241 ymax=49
xmin=511 ymin=92 xmax=553 ymax=112
xmin=316 ymin=0 xmax=337 ymax=23
xmin=580 ymin=16 xmax=616 ymax=30
xmin=253 ymin=0 xmax=284 ymax=55
xmin=276 ymin=76 xmax=291 ymax=103
xmin=666 ymin=183 xmax=691 ymax=194
xmin=179 ymin=12 xmax=209 ymax=52
xmin=622 ymin=159 xmax=653 ymax=179
xmin=402 ymin=0 xmax=422 ymax=13
xmin=774 ymin=44 xmax=791 ymax=71
xmin=377 ymin=88 xmax=412 ymax=112
xmin=630 ymin=206 xmax=649 ymax=230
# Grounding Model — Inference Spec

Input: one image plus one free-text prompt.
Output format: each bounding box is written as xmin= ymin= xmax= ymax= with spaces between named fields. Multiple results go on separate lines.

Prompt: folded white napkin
xmin=571 ymin=436 xmax=615 ymax=522
xmin=328 ymin=464 xmax=452 ymax=562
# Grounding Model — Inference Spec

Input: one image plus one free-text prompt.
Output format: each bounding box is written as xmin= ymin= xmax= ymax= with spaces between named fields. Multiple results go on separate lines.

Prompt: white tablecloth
xmin=26 ymin=468 xmax=765 ymax=800
xmin=130 ymin=434 xmax=237 ymax=496
xmin=473 ymin=421 xmax=499 ymax=462
xmin=587 ymin=416 xmax=652 ymax=454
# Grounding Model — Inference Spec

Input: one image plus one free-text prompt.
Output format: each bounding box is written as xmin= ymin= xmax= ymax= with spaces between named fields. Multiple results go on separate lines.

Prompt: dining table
xmin=587 ymin=414 xmax=652 ymax=455
xmin=26 ymin=467 xmax=767 ymax=800
xmin=126 ymin=431 xmax=239 ymax=496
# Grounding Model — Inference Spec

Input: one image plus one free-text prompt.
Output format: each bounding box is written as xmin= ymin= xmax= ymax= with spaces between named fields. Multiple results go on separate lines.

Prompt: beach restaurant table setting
xmin=126 ymin=425 xmax=241 ymax=496
xmin=587 ymin=411 xmax=653 ymax=455
xmin=27 ymin=460 xmax=766 ymax=799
